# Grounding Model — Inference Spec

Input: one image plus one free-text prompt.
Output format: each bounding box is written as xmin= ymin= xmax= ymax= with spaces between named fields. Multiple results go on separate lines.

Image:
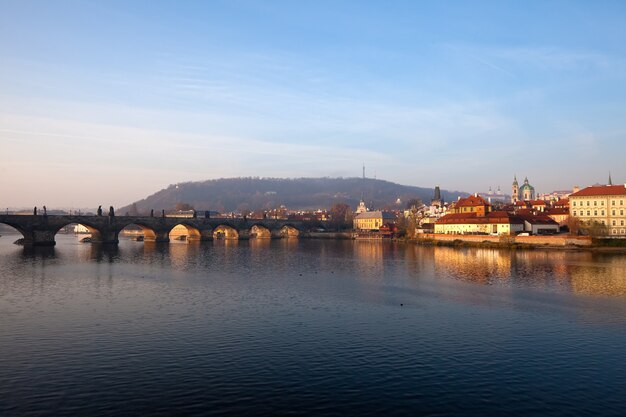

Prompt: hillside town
xmin=351 ymin=174 xmax=626 ymax=240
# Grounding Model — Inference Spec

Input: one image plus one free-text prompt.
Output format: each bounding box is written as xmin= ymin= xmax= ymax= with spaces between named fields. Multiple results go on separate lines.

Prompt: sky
xmin=1 ymin=0 xmax=626 ymax=208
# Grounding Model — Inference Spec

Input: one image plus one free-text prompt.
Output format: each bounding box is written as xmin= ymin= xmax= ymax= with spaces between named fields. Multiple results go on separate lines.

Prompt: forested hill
xmin=120 ymin=177 xmax=467 ymax=214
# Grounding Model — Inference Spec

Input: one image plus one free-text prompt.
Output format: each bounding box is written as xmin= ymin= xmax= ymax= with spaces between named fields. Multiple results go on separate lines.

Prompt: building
xmin=546 ymin=207 xmax=569 ymax=228
xmin=434 ymin=211 xmax=524 ymax=235
xmin=511 ymin=176 xmax=536 ymax=203
xmin=516 ymin=213 xmax=560 ymax=235
xmin=450 ymin=194 xmax=492 ymax=216
xmin=353 ymin=211 xmax=397 ymax=231
xmin=569 ymin=184 xmax=626 ymax=237
xmin=431 ymin=185 xmax=444 ymax=207
xmin=479 ymin=186 xmax=508 ymax=204
xmin=355 ymin=198 xmax=368 ymax=214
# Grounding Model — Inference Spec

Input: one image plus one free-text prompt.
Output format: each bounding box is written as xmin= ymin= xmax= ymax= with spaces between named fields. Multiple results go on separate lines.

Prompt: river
xmin=1 ymin=234 xmax=626 ymax=416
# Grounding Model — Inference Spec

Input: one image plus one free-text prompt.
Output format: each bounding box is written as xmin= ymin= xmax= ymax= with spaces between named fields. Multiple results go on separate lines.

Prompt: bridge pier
xmin=90 ymin=228 xmax=119 ymax=245
xmin=144 ymin=230 xmax=170 ymax=243
xmin=23 ymin=230 xmax=57 ymax=246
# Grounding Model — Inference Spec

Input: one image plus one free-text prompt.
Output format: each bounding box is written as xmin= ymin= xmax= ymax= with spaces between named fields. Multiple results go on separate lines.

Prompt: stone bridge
xmin=0 ymin=214 xmax=325 ymax=246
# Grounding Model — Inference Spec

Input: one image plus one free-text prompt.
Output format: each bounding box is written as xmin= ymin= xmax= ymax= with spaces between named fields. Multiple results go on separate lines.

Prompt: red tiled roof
xmin=516 ymin=213 xmax=559 ymax=225
xmin=530 ymin=200 xmax=547 ymax=205
xmin=554 ymin=198 xmax=569 ymax=207
xmin=570 ymin=185 xmax=626 ymax=197
xmin=455 ymin=194 xmax=491 ymax=207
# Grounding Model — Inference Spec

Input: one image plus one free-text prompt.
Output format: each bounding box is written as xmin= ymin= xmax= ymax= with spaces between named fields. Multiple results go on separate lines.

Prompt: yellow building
xmin=434 ymin=211 xmax=524 ymax=235
xmin=353 ymin=211 xmax=396 ymax=231
xmin=569 ymin=184 xmax=626 ymax=236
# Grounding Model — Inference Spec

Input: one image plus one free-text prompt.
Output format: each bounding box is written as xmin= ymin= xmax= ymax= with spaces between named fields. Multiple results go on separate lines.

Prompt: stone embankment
xmin=418 ymin=233 xmax=592 ymax=248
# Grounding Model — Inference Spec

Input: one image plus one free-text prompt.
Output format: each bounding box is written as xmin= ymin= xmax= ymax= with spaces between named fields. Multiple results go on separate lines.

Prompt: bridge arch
xmin=280 ymin=224 xmax=300 ymax=238
xmin=249 ymin=224 xmax=272 ymax=239
xmin=213 ymin=223 xmax=239 ymax=240
xmin=169 ymin=223 xmax=203 ymax=242
xmin=119 ymin=223 xmax=158 ymax=241
xmin=53 ymin=222 xmax=104 ymax=242
xmin=0 ymin=221 xmax=28 ymax=242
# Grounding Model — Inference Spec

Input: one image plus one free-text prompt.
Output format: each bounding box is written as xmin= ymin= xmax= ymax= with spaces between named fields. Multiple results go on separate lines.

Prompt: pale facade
xmin=434 ymin=221 xmax=523 ymax=235
xmin=570 ymin=185 xmax=626 ymax=236
xmin=353 ymin=211 xmax=396 ymax=231
xmin=434 ymin=212 xmax=524 ymax=236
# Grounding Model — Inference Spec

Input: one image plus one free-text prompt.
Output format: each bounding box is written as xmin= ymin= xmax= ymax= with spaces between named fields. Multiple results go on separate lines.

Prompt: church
xmin=511 ymin=176 xmax=536 ymax=203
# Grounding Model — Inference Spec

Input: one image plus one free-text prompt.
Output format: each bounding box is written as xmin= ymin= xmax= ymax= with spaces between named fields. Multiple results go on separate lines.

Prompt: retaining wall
xmin=421 ymin=234 xmax=592 ymax=246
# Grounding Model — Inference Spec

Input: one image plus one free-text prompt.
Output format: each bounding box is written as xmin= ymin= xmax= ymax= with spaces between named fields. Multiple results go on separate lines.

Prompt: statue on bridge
xmin=205 ymin=210 xmax=210 ymax=219
xmin=97 ymin=206 xmax=103 ymax=216
xmin=162 ymin=209 xmax=165 ymax=218
xmin=33 ymin=207 xmax=37 ymax=215
xmin=43 ymin=206 xmax=47 ymax=216
xmin=109 ymin=206 xmax=115 ymax=217
xmin=150 ymin=209 xmax=154 ymax=217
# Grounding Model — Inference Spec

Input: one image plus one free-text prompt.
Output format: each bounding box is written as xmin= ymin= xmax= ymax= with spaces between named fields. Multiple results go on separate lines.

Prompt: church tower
xmin=511 ymin=175 xmax=519 ymax=203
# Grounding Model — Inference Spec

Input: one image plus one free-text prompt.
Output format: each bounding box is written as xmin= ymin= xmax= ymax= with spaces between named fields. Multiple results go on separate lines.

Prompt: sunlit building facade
xmin=570 ymin=184 xmax=626 ymax=236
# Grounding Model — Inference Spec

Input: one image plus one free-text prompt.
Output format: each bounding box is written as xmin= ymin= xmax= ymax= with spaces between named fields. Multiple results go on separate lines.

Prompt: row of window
xmin=572 ymin=210 xmax=625 ymax=217
xmin=611 ymin=229 xmax=626 ymax=235
xmin=572 ymin=199 xmax=625 ymax=207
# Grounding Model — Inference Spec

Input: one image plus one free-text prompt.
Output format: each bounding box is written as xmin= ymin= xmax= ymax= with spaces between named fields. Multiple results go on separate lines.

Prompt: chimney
xmin=573 ymin=186 xmax=580 ymax=193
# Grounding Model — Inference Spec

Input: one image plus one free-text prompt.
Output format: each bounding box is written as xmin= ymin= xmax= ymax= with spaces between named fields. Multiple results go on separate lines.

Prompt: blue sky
xmin=1 ymin=0 xmax=626 ymax=207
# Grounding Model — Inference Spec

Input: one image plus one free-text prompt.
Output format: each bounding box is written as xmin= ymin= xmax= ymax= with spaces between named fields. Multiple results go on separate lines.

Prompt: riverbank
xmin=407 ymin=233 xmax=626 ymax=252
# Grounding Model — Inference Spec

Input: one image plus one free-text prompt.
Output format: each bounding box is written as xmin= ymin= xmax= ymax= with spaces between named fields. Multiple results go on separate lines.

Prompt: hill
xmin=120 ymin=177 xmax=467 ymax=214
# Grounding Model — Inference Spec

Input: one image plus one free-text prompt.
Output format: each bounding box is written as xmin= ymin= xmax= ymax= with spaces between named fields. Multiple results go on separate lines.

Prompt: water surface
xmin=1 ymin=235 xmax=626 ymax=416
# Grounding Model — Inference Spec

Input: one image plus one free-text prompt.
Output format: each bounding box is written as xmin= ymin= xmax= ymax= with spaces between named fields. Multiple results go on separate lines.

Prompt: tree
xmin=406 ymin=198 xmax=422 ymax=210
xmin=583 ymin=221 xmax=609 ymax=238
xmin=329 ymin=203 xmax=353 ymax=231
xmin=566 ymin=216 xmax=581 ymax=235
xmin=175 ymin=202 xmax=194 ymax=211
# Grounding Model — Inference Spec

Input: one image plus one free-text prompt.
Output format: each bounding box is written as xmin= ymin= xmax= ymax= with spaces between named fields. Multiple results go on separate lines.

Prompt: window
xmin=601 ymin=201 xmax=605 ymax=206
xmin=602 ymin=220 xmax=606 ymax=225
xmin=612 ymin=200 xmax=616 ymax=206
xmin=587 ymin=211 xmax=591 ymax=216
xmin=573 ymin=211 xmax=577 ymax=216
xmin=573 ymin=201 xmax=577 ymax=207
xmin=613 ymin=220 xmax=616 ymax=226
xmin=602 ymin=211 xmax=605 ymax=216
xmin=613 ymin=210 xmax=616 ymax=216
xmin=587 ymin=201 xmax=590 ymax=206
xmin=622 ymin=210 xmax=625 ymax=216
xmin=621 ymin=200 xmax=624 ymax=205
xmin=594 ymin=201 xmax=597 ymax=206
xmin=594 ymin=210 xmax=597 ymax=216
xmin=622 ymin=220 xmax=625 ymax=226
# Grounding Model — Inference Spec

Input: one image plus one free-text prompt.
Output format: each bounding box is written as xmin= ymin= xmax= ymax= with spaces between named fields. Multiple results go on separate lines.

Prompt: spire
xmin=513 ymin=175 xmax=518 ymax=185
xmin=609 ymin=171 xmax=613 ymax=186
xmin=433 ymin=185 xmax=441 ymax=201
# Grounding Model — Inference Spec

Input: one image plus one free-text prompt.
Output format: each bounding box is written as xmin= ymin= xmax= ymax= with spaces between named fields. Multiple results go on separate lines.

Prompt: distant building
xmin=353 ymin=211 xmax=396 ymax=231
xmin=435 ymin=211 xmax=524 ymax=235
xmin=570 ymin=184 xmax=626 ymax=236
xmin=355 ymin=198 xmax=368 ymax=214
xmin=512 ymin=176 xmax=536 ymax=203
xmin=450 ymin=194 xmax=492 ymax=216
xmin=480 ymin=186 xmax=508 ymax=204
xmin=431 ymin=185 xmax=444 ymax=207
